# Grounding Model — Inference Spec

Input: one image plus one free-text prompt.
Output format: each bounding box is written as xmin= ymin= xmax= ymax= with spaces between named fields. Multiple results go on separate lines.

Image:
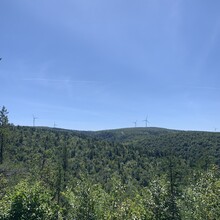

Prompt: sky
xmin=0 ymin=0 xmax=220 ymax=131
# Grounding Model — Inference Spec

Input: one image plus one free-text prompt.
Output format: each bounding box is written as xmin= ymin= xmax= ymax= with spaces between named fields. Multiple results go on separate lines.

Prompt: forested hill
xmin=37 ymin=126 xmax=193 ymax=142
xmin=1 ymin=125 xmax=220 ymax=219
xmin=38 ymin=126 xmax=178 ymax=140
xmin=79 ymin=127 xmax=180 ymax=142
xmin=3 ymin=125 xmax=220 ymax=183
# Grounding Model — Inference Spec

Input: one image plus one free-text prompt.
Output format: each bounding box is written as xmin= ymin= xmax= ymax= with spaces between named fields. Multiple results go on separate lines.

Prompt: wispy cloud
xmin=22 ymin=78 xmax=99 ymax=84
xmin=189 ymin=86 xmax=220 ymax=91
xmin=21 ymin=77 xmax=108 ymax=100
xmin=25 ymin=101 xmax=101 ymax=117
xmin=195 ymin=18 xmax=220 ymax=73
xmin=174 ymin=84 xmax=220 ymax=91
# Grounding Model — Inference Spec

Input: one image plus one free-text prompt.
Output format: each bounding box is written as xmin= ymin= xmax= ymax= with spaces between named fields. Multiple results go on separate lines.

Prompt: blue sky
xmin=1 ymin=0 xmax=220 ymax=131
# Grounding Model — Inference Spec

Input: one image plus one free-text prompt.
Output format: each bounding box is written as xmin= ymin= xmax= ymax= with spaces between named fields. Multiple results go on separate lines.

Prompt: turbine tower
xmin=33 ymin=115 xmax=38 ymax=127
xmin=133 ymin=120 xmax=137 ymax=128
xmin=54 ymin=122 xmax=57 ymax=128
xmin=143 ymin=116 xmax=150 ymax=127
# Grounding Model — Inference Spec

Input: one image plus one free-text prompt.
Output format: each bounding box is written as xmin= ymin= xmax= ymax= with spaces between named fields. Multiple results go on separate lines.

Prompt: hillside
xmin=3 ymin=125 xmax=220 ymax=180
xmin=1 ymin=125 xmax=220 ymax=219
xmin=81 ymin=127 xmax=179 ymax=142
xmin=1 ymin=125 xmax=220 ymax=187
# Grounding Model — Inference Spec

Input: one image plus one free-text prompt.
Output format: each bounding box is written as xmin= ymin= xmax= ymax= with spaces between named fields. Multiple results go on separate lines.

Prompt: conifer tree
xmin=0 ymin=106 xmax=9 ymax=164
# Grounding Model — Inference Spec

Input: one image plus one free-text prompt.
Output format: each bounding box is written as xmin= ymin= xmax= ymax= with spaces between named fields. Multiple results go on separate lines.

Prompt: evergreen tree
xmin=0 ymin=106 xmax=9 ymax=164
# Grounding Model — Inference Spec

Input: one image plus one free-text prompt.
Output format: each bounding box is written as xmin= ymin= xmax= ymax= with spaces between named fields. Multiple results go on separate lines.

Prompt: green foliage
xmin=179 ymin=166 xmax=220 ymax=220
xmin=0 ymin=173 xmax=8 ymax=200
xmin=0 ymin=180 xmax=59 ymax=220
xmin=63 ymin=177 xmax=150 ymax=220
xmin=147 ymin=176 xmax=171 ymax=219
xmin=62 ymin=180 xmax=98 ymax=220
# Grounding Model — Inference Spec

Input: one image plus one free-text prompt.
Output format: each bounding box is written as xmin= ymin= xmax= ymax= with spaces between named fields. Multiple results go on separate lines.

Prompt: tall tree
xmin=167 ymin=157 xmax=180 ymax=220
xmin=0 ymin=106 xmax=9 ymax=164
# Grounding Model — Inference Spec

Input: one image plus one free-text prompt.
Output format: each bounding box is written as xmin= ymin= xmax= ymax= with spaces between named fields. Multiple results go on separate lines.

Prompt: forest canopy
xmin=0 ymin=106 xmax=220 ymax=219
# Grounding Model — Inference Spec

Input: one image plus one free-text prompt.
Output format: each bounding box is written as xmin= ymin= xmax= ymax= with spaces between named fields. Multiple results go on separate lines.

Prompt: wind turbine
xmin=133 ymin=120 xmax=137 ymax=128
xmin=54 ymin=122 xmax=57 ymax=128
xmin=33 ymin=115 xmax=38 ymax=127
xmin=143 ymin=116 xmax=150 ymax=127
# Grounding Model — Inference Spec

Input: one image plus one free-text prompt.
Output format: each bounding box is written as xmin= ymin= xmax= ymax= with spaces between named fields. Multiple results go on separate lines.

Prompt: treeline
xmin=1 ymin=106 xmax=220 ymax=219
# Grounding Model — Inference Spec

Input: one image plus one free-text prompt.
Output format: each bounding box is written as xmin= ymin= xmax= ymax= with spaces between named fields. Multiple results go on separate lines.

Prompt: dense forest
xmin=1 ymin=106 xmax=220 ymax=219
